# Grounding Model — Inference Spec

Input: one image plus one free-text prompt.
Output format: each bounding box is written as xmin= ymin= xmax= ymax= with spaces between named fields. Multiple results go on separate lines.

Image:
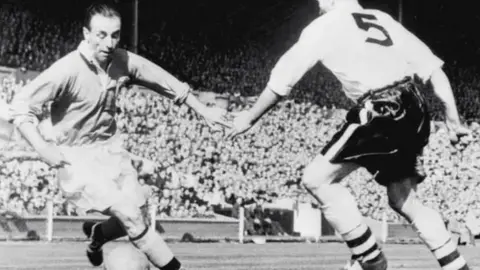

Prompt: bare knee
xmin=301 ymin=155 xmax=356 ymax=191
xmin=302 ymin=156 xmax=331 ymax=189
xmin=109 ymin=203 xmax=148 ymax=237
xmin=387 ymin=178 xmax=419 ymax=220
xmin=388 ymin=194 xmax=407 ymax=213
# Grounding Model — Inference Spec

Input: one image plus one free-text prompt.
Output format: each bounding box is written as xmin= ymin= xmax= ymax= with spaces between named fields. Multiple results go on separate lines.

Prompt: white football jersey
xmin=267 ymin=4 xmax=444 ymax=101
xmin=0 ymin=99 xmax=13 ymax=122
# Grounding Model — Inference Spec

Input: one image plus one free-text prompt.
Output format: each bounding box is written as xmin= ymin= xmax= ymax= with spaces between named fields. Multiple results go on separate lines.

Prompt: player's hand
xmin=446 ymin=120 xmax=472 ymax=145
xmin=37 ymin=143 xmax=70 ymax=169
xmin=225 ymin=110 xmax=255 ymax=139
xmin=200 ymin=106 xmax=231 ymax=131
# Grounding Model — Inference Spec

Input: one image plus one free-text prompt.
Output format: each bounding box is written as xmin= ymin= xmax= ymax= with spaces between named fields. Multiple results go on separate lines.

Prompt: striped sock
xmin=344 ymin=224 xmax=382 ymax=263
xmin=433 ymin=239 xmax=469 ymax=270
xmin=131 ymin=226 xmax=178 ymax=269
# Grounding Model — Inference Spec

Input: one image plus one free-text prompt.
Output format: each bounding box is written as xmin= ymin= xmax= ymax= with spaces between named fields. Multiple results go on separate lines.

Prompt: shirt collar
xmin=78 ymin=41 xmax=116 ymax=71
xmin=78 ymin=40 xmax=96 ymax=65
xmin=334 ymin=2 xmax=362 ymax=12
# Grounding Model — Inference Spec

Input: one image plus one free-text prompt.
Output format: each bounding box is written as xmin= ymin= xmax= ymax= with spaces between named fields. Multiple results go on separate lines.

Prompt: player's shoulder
xmin=54 ymin=50 xmax=80 ymax=67
xmin=113 ymin=48 xmax=150 ymax=68
xmin=114 ymin=48 xmax=147 ymax=60
xmin=112 ymin=48 xmax=131 ymax=60
xmin=302 ymin=6 xmax=369 ymax=35
xmin=111 ymin=48 xmax=131 ymax=65
xmin=363 ymin=8 xmax=393 ymax=16
xmin=41 ymin=50 xmax=81 ymax=77
xmin=362 ymin=8 xmax=397 ymax=23
xmin=300 ymin=12 xmax=339 ymax=39
xmin=305 ymin=11 xmax=342 ymax=31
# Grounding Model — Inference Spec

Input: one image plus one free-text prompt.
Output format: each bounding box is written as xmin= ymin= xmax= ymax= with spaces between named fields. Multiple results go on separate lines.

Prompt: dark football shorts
xmin=321 ymin=76 xmax=431 ymax=186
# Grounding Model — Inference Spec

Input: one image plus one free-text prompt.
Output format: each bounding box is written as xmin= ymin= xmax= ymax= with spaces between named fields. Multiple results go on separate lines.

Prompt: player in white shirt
xmin=228 ymin=0 xmax=471 ymax=269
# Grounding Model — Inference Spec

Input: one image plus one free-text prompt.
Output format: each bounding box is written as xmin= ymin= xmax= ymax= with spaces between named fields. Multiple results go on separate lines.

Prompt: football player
xmin=227 ymin=0 xmax=470 ymax=269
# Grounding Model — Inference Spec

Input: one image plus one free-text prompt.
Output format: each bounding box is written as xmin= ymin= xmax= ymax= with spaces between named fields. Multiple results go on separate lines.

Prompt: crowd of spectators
xmin=1 ymin=74 xmax=479 ymax=226
xmin=0 ymin=1 xmax=479 ymax=237
xmin=0 ymin=3 xmax=81 ymax=71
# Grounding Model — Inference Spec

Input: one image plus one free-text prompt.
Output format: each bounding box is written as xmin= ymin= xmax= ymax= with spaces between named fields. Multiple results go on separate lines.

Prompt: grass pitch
xmin=0 ymin=241 xmax=479 ymax=269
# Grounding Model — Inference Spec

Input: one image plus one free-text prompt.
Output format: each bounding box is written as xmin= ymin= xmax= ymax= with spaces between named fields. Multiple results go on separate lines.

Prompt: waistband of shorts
xmin=61 ymin=133 xmax=122 ymax=149
xmin=357 ymin=76 xmax=418 ymax=104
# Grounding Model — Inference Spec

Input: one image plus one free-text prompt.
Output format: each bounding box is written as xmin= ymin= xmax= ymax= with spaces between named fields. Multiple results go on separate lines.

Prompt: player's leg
xmin=387 ymin=177 xmax=470 ymax=270
xmin=103 ymin=243 xmax=151 ymax=270
xmin=108 ymin=201 xmax=182 ymax=270
xmin=83 ymin=216 xmax=127 ymax=266
xmin=301 ymin=154 xmax=387 ymax=270
xmin=383 ymin=79 xmax=469 ymax=269
xmin=57 ymin=150 xmax=127 ymax=267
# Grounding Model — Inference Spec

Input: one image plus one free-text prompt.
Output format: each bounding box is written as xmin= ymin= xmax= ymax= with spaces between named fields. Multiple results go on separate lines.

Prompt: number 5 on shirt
xmin=352 ymin=13 xmax=393 ymax=47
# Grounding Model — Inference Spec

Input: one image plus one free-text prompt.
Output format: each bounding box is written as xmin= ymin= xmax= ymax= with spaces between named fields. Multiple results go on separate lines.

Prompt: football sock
xmin=432 ymin=239 xmax=469 ymax=270
xmin=130 ymin=226 xmax=181 ymax=270
xmin=92 ymin=217 xmax=127 ymax=247
xmin=398 ymin=195 xmax=470 ymax=270
xmin=344 ymin=224 xmax=383 ymax=263
xmin=308 ymin=183 xmax=384 ymax=264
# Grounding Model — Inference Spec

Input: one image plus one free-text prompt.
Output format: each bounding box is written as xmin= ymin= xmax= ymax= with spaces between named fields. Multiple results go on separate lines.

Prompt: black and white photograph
xmin=0 ymin=0 xmax=479 ymax=269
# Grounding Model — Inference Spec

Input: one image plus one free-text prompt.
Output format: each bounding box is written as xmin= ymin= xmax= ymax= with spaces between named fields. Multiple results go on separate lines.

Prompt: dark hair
xmin=84 ymin=2 xmax=121 ymax=29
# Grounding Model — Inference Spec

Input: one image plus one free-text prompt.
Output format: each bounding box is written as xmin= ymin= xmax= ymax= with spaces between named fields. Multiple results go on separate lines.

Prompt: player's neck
xmin=99 ymin=61 xmax=111 ymax=71
xmin=332 ymin=1 xmax=361 ymax=11
xmin=95 ymin=58 xmax=112 ymax=72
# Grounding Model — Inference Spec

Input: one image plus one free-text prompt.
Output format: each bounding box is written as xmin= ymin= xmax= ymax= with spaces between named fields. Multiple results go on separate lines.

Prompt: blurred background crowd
xmin=0 ymin=0 xmax=479 ymax=237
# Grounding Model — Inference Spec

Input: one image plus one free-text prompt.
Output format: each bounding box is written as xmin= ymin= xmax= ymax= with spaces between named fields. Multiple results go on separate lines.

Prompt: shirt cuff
xmin=266 ymin=82 xmax=291 ymax=97
xmin=12 ymin=114 xmax=39 ymax=127
xmin=173 ymin=85 xmax=191 ymax=106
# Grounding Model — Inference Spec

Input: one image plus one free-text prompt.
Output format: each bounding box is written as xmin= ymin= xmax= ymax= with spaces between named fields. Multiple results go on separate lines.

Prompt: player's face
xmin=83 ymin=14 xmax=121 ymax=65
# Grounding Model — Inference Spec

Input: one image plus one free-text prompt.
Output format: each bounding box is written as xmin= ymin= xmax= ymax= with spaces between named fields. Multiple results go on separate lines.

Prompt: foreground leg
xmin=302 ymin=155 xmax=387 ymax=270
xmin=83 ymin=216 xmax=127 ymax=266
xmin=109 ymin=202 xmax=181 ymax=270
xmin=103 ymin=243 xmax=151 ymax=270
xmin=388 ymin=178 xmax=469 ymax=270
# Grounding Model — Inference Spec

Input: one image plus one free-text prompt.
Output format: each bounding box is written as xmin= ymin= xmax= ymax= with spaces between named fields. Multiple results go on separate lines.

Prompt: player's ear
xmin=82 ymin=26 xmax=91 ymax=42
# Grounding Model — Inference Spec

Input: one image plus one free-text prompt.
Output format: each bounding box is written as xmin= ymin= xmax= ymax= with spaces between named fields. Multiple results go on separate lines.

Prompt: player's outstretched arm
xmin=227 ymin=25 xmax=321 ymax=139
xmin=225 ymin=87 xmax=281 ymax=139
xmin=183 ymin=93 xmax=231 ymax=130
xmin=10 ymin=60 xmax=71 ymax=168
xmin=15 ymin=122 xmax=69 ymax=168
xmin=127 ymin=51 xmax=230 ymax=130
xmin=429 ymin=68 xmax=471 ymax=143
xmin=0 ymin=150 xmax=41 ymax=162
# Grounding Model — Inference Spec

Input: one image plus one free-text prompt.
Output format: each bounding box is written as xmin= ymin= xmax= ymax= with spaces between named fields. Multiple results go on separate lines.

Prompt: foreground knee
xmin=301 ymin=156 xmax=332 ymax=190
xmin=389 ymin=192 xmax=421 ymax=222
xmin=305 ymin=182 xmax=358 ymax=211
xmin=388 ymin=196 xmax=407 ymax=213
xmin=387 ymin=178 xmax=418 ymax=215
xmin=316 ymin=184 xmax=363 ymax=234
xmin=301 ymin=170 xmax=321 ymax=191
xmin=104 ymin=244 xmax=151 ymax=270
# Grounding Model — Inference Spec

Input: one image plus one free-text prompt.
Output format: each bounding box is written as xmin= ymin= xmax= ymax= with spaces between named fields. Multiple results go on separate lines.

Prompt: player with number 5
xmin=227 ymin=0 xmax=471 ymax=269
